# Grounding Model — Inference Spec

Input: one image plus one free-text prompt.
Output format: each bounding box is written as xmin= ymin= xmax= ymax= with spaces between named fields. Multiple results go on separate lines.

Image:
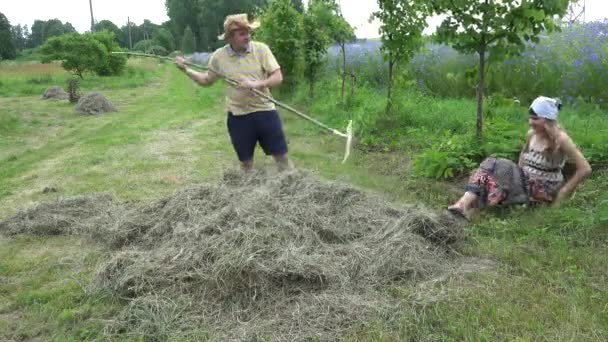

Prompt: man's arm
xmin=239 ymin=68 xmax=283 ymax=90
xmin=175 ymin=56 xmax=216 ymax=86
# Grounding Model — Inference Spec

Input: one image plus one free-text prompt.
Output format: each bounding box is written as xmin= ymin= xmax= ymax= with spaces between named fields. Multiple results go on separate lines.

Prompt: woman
xmin=448 ymin=96 xmax=592 ymax=220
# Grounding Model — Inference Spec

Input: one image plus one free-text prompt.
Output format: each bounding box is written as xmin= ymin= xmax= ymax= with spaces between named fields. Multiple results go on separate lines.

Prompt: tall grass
xmin=0 ymin=59 xmax=162 ymax=96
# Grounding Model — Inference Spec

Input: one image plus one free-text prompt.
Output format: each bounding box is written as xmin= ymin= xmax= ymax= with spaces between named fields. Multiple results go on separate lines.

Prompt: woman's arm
xmin=553 ymin=132 xmax=592 ymax=206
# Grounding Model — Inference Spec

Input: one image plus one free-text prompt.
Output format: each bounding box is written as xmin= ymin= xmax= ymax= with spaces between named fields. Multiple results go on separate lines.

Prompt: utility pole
xmin=89 ymin=0 xmax=95 ymax=32
xmin=128 ymin=17 xmax=133 ymax=49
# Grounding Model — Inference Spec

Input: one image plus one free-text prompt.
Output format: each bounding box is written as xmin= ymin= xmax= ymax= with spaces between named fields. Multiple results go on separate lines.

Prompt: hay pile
xmin=0 ymin=170 xmax=465 ymax=340
xmin=42 ymin=86 xmax=68 ymax=100
xmin=75 ymin=92 xmax=117 ymax=115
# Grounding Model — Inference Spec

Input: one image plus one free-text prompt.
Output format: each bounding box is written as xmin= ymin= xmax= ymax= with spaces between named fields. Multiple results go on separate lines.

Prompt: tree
xmin=11 ymin=24 xmax=28 ymax=51
xmin=43 ymin=19 xmax=68 ymax=40
xmin=95 ymin=20 xmax=121 ymax=40
xmin=63 ymin=22 xmax=77 ymax=34
xmin=257 ymin=0 xmax=303 ymax=88
xmin=28 ymin=19 xmax=74 ymax=48
xmin=28 ymin=20 xmax=46 ymax=48
xmin=90 ymin=31 xmax=127 ymax=76
xmin=166 ymin=0 xmax=267 ymax=52
xmin=432 ymin=0 xmax=570 ymax=140
xmin=41 ymin=33 xmax=105 ymax=78
xmin=181 ymin=26 xmax=195 ymax=53
xmin=0 ymin=12 xmax=16 ymax=60
xmin=166 ymin=0 xmax=203 ymax=50
xmin=373 ymin=0 xmax=429 ymax=113
xmin=120 ymin=22 xmax=144 ymax=48
xmin=302 ymin=0 xmax=349 ymax=98
xmin=291 ymin=0 xmax=304 ymax=13
xmin=321 ymin=0 xmax=354 ymax=103
xmin=155 ymin=28 xmax=175 ymax=52
xmin=40 ymin=32 xmax=126 ymax=78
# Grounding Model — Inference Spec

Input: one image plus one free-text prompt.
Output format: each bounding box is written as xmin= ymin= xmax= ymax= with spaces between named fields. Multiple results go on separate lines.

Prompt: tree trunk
xmin=476 ymin=45 xmax=486 ymax=142
xmin=340 ymin=42 xmax=346 ymax=104
xmin=387 ymin=57 xmax=394 ymax=114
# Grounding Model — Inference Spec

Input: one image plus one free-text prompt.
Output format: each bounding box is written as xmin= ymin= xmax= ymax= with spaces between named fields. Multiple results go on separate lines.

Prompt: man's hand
xmin=175 ymin=56 xmax=187 ymax=71
xmin=239 ymin=79 xmax=266 ymax=90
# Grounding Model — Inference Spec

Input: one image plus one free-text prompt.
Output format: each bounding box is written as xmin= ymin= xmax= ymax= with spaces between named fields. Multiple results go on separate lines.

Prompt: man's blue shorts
xmin=226 ymin=110 xmax=288 ymax=162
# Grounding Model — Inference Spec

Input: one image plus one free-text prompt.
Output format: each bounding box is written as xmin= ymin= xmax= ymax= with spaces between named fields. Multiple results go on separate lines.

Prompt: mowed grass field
xmin=1 ymin=60 xmax=607 ymax=340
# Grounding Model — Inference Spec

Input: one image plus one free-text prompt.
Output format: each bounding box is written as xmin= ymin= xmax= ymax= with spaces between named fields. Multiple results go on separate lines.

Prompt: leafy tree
xmin=166 ymin=0 xmax=267 ymax=51
xmin=11 ymin=24 xmax=28 ymax=52
xmin=43 ymin=19 xmax=68 ymax=39
xmin=155 ymin=28 xmax=175 ymax=51
xmin=303 ymin=0 xmax=344 ymax=98
xmin=120 ymin=22 xmax=144 ymax=49
xmin=291 ymin=0 xmax=304 ymax=13
xmin=327 ymin=5 xmax=355 ymax=103
xmin=257 ymin=0 xmax=303 ymax=88
xmin=181 ymin=26 xmax=195 ymax=53
xmin=133 ymin=39 xmax=155 ymax=52
xmin=166 ymin=0 xmax=203 ymax=50
xmin=28 ymin=19 xmax=75 ymax=48
xmin=63 ymin=22 xmax=77 ymax=34
xmin=41 ymin=33 xmax=104 ymax=78
xmin=90 ymin=31 xmax=127 ymax=76
xmin=431 ymin=0 xmax=570 ymax=140
xmin=40 ymin=32 xmax=126 ymax=78
xmin=28 ymin=20 xmax=46 ymax=47
xmin=373 ymin=0 xmax=429 ymax=113
xmin=95 ymin=20 xmax=122 ymax=40
xmin=0 ymin=12 xmax=16 ymax=60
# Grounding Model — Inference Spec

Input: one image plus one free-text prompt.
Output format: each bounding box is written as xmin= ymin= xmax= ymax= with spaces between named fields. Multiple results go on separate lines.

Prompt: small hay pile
xmin=75 ymin=92 xmax=117 ymax=115
xmin=0 ymin=170 xmax=465 ymax=340
xmin=42 ymin=86 xmax=68 ymax=100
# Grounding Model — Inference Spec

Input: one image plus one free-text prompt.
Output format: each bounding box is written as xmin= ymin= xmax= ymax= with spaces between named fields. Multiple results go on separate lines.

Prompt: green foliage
xmin=432 ymin=0 xmax=570 ymax=140
xmin=40 ymin=31 xmax=126 ymax=78
xmin=372 ymin=0 xmax=429 ymax=111
xmin=147 ymin=45 xmax=169 ymax=56
xmin=154 ymin=28 xmax=175 ymax=52
xmin=94 ymin=20 xmax=122 ymax=40
xmin=0 ymin=12 xmax=16 ymax=60
xmin=302 ymin=0 xmax=336 ymax=97
xmin=413 ymin=133 xmax=480 ymax=179
xmin=166 ymin=0 xmax=267 ymax=51
xmin=257 ymin=0 xmax=304 ymax=88
xmin=133 ymin=39 xmax=155 ymax=52
xmin=11 ymin=24 xmax=28 ymax=52
xmin=27 ymin=19 xmax=76 ymax=49
xmin=180 ymin=26 xmax=195 ymax=54
xmin=41 ymin=33 xmax=104 ymax=78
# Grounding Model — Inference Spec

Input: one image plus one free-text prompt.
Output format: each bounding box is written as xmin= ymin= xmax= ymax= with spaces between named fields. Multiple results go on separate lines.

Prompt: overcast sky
xmin=2 ymin=0 xmax=606 ymax=38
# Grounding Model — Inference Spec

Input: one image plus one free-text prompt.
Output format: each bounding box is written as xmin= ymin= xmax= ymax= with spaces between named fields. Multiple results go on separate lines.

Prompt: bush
xmin=132 ymin=39 xmax=154 ymax=53
xmin=146 ymin=45 xmax=168 ymax=56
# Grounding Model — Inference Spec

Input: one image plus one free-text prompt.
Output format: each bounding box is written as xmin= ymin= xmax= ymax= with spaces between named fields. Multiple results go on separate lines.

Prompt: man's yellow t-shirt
xmin=208 ymin=41 xmax=281 ymax=115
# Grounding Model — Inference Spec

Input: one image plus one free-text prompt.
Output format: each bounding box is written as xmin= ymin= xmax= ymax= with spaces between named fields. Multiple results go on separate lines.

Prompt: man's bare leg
xmin=240 ymin=159 xmax=254 ymax=172
xmin=272 ymin=154 xmax=290 ymax=172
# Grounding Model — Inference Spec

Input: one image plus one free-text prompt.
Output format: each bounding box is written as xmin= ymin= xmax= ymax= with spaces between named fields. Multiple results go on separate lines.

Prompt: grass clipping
xmin=0 ymin=170 xmax=465 ymax=340
xmin=75 ymin=92 xmax=117 ymax=115
xmin=42 ymin=86 xmax=68 ymax=100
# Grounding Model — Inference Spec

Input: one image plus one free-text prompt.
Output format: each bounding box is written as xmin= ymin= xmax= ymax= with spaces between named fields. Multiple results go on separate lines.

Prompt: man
xmin=176 ymin=13 xmax=290 ymax=172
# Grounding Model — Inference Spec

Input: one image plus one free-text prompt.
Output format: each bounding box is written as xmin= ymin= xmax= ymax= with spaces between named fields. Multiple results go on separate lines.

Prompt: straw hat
xmin=218 ymin=13 xmax=260 ymax=40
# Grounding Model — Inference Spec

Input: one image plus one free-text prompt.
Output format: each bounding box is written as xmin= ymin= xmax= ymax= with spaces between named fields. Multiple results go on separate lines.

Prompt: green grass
xmin=1 ymin=60 xmax=607 ymax=340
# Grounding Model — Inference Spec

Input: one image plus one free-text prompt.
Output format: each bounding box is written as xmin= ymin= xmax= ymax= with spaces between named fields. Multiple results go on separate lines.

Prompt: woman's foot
xmin=447 ymin=204 xmax=470 ymax=221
